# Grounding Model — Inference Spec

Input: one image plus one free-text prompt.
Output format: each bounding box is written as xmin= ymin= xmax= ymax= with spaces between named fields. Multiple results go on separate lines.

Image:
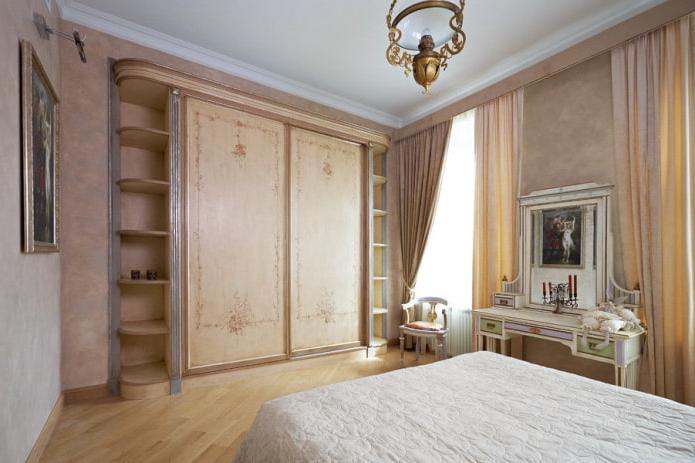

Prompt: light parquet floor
xmin=41 ymin=349 xmax=434 ymax=463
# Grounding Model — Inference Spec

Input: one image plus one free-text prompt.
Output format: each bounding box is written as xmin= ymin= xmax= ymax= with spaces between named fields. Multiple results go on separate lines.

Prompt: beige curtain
xmin=472 ymin=89 xmax=524 ymax=309
xmin=611 ymin=13 xmax=694 ymax=405
xmin=397 ymin=120 xmax=452 ymax=303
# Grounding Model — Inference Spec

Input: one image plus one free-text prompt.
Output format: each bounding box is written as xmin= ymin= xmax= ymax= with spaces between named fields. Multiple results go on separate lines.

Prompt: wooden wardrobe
xmin=109 ymin=59 xmax=390 ymax=397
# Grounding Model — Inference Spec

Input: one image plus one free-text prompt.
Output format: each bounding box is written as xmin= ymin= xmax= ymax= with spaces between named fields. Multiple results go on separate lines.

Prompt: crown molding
xmin=56 ymin=0 xmax=404 ymax=128
xmin=57 ymin=0 xmax=667 ymax=130
xmin=400 ymin=0 xmax=667 ymax=125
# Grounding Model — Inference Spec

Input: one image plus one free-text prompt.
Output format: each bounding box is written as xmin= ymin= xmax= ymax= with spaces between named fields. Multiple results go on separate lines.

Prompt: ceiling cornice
xmin=401 ymin=0 xmax=667 ymax=125
xmin=57 ymin=0 xmax=667 ymax=130
xmin=56 ymin=0 xmax=405 ymax=128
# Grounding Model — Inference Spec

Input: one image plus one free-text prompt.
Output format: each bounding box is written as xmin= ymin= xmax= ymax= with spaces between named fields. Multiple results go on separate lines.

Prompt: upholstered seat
xmin=399 ymin=297 xmax=449 ymax=366
xmin=405 ymin=321 xmax=444 ymax=331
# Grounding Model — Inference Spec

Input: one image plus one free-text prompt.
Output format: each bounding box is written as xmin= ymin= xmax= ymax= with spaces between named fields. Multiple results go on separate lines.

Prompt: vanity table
xmin=473 ymin=184 xmax=644 ymax=389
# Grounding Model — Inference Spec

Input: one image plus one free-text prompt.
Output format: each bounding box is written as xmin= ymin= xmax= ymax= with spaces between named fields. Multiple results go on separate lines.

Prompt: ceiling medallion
xmin=386 ymin=0 xmax=467 ymax=93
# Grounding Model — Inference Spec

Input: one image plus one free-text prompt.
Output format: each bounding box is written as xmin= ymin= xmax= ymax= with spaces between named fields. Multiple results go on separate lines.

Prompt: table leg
xmin=399 ymin=334 xmax=405 ymax=367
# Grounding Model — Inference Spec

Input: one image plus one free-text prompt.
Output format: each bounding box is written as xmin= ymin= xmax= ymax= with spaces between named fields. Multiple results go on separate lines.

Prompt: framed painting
xmin=21 ymin=40 xmax=59 ymax=253
xmin=540 ymin=206 xmax=582 ymax=268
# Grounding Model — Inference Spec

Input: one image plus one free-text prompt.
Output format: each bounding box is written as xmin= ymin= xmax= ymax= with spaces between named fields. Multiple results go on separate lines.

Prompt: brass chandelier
xmin=386 ymin=0 xmax=467 ymax=93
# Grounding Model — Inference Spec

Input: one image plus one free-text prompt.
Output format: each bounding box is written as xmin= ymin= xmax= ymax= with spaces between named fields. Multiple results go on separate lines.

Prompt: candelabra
xmin=542 ymin=282 xmax=578 ymax=313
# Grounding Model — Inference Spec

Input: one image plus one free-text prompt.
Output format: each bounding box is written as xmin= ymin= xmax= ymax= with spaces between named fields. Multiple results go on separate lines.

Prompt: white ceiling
xmin=57 ymin=0 xmax=665 ymax=127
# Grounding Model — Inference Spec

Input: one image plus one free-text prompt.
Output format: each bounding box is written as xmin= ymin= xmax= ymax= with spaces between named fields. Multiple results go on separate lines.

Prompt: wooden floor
xmin=41 ymin=348 xmax=434 ymax=462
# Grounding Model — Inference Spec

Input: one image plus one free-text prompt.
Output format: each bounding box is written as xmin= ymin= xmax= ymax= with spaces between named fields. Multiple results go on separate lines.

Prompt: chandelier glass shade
xmin=386 ymin=0 xmax=466 ymax=93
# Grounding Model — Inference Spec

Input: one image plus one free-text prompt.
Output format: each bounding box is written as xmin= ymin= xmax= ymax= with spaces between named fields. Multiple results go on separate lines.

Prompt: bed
xmin=233 ymin=352 xmax=695 ymax=462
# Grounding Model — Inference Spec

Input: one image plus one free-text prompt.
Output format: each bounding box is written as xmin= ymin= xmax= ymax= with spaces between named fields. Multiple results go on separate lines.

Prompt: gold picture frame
xmin=21 ymin=40 xmax=60 ymax=253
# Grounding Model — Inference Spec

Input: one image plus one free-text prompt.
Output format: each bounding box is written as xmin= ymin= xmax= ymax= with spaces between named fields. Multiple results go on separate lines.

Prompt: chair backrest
xmin=401 ymin=297 xmax=449 ymax=328
xmin=402 ymin=297 xmax=448 ymax=310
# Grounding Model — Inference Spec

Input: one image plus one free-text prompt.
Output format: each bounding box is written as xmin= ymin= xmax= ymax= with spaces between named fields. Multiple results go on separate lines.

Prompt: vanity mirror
xmin=501 ymin=183 xmax=639 ymax=312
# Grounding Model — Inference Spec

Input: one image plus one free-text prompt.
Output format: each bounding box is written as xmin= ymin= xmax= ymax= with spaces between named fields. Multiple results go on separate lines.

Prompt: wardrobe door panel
xmin=289 ymin=128 xmax=363 ymax=354
xmin=185 ymin=98 xmax=286 ymax=371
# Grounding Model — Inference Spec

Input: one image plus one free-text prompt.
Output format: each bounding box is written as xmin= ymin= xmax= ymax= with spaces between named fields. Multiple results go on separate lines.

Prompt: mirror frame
xmin=506 ymin=183 xmax=613 ymax=313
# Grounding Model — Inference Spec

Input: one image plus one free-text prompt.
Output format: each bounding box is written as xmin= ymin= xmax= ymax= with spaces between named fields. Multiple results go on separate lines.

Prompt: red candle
xmin=568 ymin=275 xmax=572 ymax=295
xmin=574 ymin=275 xmax=578 ymax=297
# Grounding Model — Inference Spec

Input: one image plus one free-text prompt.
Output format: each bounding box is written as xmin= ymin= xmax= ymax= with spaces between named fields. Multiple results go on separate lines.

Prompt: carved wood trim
xmin=113 ymin=59 xmax=391 ymax=147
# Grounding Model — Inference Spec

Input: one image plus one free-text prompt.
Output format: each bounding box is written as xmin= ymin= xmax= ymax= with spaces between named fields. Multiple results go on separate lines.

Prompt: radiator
xmin=407 ymin=306 xmax=473 ymax=356
xmin=447 ymin=308 xmax=473 ymax=356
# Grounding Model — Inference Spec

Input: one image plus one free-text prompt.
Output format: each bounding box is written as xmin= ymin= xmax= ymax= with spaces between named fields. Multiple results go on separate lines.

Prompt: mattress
xmin=233 ymin=351 xmax=695 ymax=462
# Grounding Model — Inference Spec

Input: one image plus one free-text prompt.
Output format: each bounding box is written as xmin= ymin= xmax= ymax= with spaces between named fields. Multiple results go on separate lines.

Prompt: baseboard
xmin=25 ymin=394 xmax=63 ymax=463
xmin=63 ymin=383 xmax=110 ymax=405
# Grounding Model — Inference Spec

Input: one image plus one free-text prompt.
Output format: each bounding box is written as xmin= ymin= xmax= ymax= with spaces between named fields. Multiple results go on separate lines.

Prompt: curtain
xmin=396 ymin=120 xmax=452 ymax=303
xmin=472 ymin=89 xmax=524 ymax=309
xmin=611 ymin=13 xmax=694 ymax=405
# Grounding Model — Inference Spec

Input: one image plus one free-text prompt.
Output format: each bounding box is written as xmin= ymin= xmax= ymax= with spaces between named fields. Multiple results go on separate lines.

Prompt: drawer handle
xmin=485 ymin=322 xmax=496 ymax=330
xmin=529 ymin=327 xmax=542 ymax=335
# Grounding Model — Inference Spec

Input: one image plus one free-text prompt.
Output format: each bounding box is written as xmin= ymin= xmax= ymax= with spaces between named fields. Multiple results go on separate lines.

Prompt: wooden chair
xmin=399 ymin=297 xmax=449 ymax=366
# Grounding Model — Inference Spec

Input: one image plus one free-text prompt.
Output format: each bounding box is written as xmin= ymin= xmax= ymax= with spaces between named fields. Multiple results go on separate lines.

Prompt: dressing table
xmin=473 ymin=184 xmax=644 ymax=389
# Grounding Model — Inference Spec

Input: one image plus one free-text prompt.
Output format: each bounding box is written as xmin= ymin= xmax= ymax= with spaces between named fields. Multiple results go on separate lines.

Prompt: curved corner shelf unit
xmin=368 ymin=143 xmax=389 ymax=357
xmin=111 ymin=67 xmax=178 ymax=401
xmin=117 ymin=229 xmax=170 ymax=238
xmin=117 ymin=178 xmax=169 ymax=195
xmin=118 ymin=278 xmax=169 ymax=286
xmin=119 ymin=319 xmax=169 ymax=336
xmin=117 ymin=126 xmax=169 ymax=152
xmin=119 ymin=362 xmax=170 ymax=400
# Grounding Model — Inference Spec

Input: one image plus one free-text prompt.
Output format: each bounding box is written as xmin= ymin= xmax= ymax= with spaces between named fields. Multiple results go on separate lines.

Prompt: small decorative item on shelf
xmin=146 ymin=270 xmax=157 ymax=281
xmin=130 ymin=270 xmax=140 ymax=280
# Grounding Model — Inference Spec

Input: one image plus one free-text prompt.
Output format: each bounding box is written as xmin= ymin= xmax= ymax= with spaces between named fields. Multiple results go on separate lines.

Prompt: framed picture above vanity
xmin=473 ymin=183 xmax=644 ymax=389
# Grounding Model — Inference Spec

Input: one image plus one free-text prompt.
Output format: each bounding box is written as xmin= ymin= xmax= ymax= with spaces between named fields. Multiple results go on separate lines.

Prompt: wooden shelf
xmin=373 ymin=209 xmax=388 ymax=217
xmin=120 ymin=362 xmax=169 ymax=385
xmin=118 ymin=178 xmax=169 ymax=195
xmin=119 ymin=79 xmax=169 ymax=110
xmin=118 ymin=229 xmax=169 ymax=237
xmin=373 ymin=276 xmax=388 ymax=281
xmin=119 ymin=320 xmax=168 ymax=336
xmin=373 ymin=307 xmax=388 ymax=315
xmin=373 ymin=175 xmax=386 ymax=186
xmin=373 ymin=243 xmax=388 ymax=248
xmin=118 ymin=126 xmax=169 ymax=152
xmin=118 ymin=279 xmax=169 ymax=286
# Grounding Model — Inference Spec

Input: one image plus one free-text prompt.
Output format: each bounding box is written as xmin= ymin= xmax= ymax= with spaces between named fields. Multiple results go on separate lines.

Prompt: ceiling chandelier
xmin=386 ymin=0 xmax=467 ymax=93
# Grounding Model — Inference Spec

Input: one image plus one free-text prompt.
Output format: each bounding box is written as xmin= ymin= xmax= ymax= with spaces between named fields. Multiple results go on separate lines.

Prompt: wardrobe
xmin=109 ymin=59 xmax=390 ymax=398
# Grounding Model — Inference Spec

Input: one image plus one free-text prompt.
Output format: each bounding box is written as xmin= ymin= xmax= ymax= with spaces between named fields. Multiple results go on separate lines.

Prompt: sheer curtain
xmin=415 ymin=111 xmax=476 ymax=310
xmin=472 ymin=89 xmax=524 ymax=309
xmin=611 ymin=13 xmax=694 ymax=405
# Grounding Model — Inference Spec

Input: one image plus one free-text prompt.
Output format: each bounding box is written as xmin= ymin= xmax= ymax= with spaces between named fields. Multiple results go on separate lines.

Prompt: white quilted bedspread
xmin=233 ymin=352 xmax=695 ymax=462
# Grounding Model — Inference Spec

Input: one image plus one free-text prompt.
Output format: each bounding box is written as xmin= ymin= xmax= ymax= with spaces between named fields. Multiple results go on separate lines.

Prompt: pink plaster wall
xmin=0 ymin=1 xmax=62 ymax=460
xmin=520 ymin=53 xmax=616 ymax=384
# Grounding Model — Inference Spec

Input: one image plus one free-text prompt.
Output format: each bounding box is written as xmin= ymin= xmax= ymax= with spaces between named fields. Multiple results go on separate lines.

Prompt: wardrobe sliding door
xmin=185 ymin=98 xmax=287 ymax=372
xmin=289 ymin=128 xmax=364 ymax=355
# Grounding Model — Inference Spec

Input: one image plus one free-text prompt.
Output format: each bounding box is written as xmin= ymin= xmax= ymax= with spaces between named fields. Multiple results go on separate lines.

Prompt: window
xmin=415 ymin=110 xmax=476 ymax=309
